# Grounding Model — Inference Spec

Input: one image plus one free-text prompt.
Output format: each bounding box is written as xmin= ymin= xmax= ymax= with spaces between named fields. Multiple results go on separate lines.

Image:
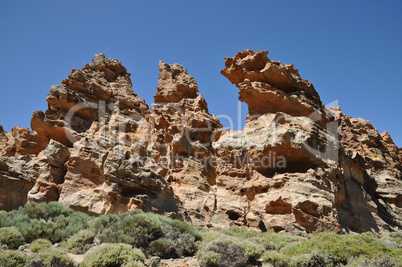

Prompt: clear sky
xmin=0 ymin=1 xmax=401 ymax=146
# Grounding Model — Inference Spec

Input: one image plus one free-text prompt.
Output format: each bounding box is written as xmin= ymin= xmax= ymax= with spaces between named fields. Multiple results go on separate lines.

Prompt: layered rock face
xmin=213 ymin=50 xmax=402 ymax=234
xmin=0 ymin=126 xmax=49 ymax=210
xmin=0 ymin=50 xmax=401 ymax=236
xmin=25 ymin=54 xmax=185 ymax=218
xmin=148 ymin=61 xmax=222 ymax=225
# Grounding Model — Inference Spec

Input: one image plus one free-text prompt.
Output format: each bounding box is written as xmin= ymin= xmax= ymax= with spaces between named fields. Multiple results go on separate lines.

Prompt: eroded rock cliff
xmin=0 ymin=50 xmax=401 ymax=236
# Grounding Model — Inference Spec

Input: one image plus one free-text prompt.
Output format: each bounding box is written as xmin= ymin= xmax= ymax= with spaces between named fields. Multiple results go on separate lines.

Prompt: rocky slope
xmin=0 ymin=50 xmax=401 ymax=236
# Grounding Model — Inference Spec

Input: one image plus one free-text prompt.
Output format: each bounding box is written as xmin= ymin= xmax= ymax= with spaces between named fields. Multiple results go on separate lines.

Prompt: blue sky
xmin=1 ymin=1 xmax=401 ymax=146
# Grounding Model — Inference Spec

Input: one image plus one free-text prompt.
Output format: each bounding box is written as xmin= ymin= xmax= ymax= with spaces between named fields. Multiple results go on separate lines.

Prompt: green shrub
xmin=281 ymin=232 xmax=402 ymax=265
xmin=197 ymin=241 xmax=248 ymax=267
xmin=29 ymin=249 xmax=74 ymax=267
xmin=294 ymin=250 xmax=338 ymax=267
xmin=90 ymin=212 xmax=163 ymax=247
xmin=30 ymin=239 xmax=52 ymax=253
xmin=249 ymin=231 xmax=305 ymax=251
xmin=219 ymin=226 xmax=258 ymax=239
xmin=171 ymin=233 xmax=198 ymax=257
xmin=287 ymin=254 xmax=310 ymax=266
xmin=0 ymin=251 xmax=28 ymax=267
xmin=0 ymin=227 xmax=25 ymax=249
xmin=0 ymin=202 xmax=89 ymax=243
xmin=202 ymin=227 xmax=305 ymax=252
xmin=64 ymin=229 xmax=95 ymax=254
xmin=148 ymin=238 xmax=175 ymax=258
xmin=347 ymin=255 xmax=402 ymax=267
xmin=147 ymin=231 xmax=197 ymax=258
xmin=261 ymin=251 xmax=291 ymax=267
xmin=89 ymin=210 xmax=200 ymax=257
xmin=387 ymin=232 xmax=402 ymax=248
xmin=239 ymin=241 xmax=265 ymax=263
xmin=198 ymin=251 xmax=221 ymax=267
xmin=198 ymin=229 xmax=237 ymax=251
xmin=0 ymin=243 xmax=8 ymax=251
xmin=81 ymin=243 xmax=146 ymax=267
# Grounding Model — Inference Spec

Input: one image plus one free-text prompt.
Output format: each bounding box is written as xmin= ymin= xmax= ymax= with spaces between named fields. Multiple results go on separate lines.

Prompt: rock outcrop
xmin=28 ymin=53 xmax=187 ymax=219
xmin=0 ymin=126 xmax=48 ymax=210
xmin=148 ymin=61 xmax=222 ymax=226
xmin=221 ymin=50 xmax=327 ymax=124
xmin=0 ymin=50 xmax=401 ymax=236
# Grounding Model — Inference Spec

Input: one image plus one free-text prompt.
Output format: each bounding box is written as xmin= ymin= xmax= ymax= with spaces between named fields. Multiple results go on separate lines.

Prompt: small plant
xmin=30 ymin=239 xmax=52 ymax=253
xmin=64 ymin=229 xmax=95 ymax=254
xmin=0 ymin=202 xmax=89 ymax=243
xmin=239 ymin=241 xmax=265 ymax=263
xmin=281 ymin=232 xmax=402 ymax=265
xmin=0 ymin=251 xmax=28 ymax=267
xmin=197 ymin=241 xmax=248 ymax=267
xmin=0 ymin=227 xmax=25 ymax=249
xmin=148 ymin=238 xmax=175 ymax=258
xmin=387 ymin=232 xmax=402 ymax=248
xmin=198 ymin=251 xmax=221 ymax=267
xmin=89 ymin=210 xmax=200 ymax=258
xmin=81 ymin=243 xmax=146 ymax=267
xmin=347 ymin=255 xmax=402 ymax=267
xmin=261 ymin=251 xmax=291 ymax=267
xmin=203 ymin=226 xmax=305 ymax=252
xmin=172 ymin=233 xmax=198 ymax=257
xmin=29 ymin=249 xmax=74 ymax=267
xmin=251 ymin=230 xmax=305 ymax=251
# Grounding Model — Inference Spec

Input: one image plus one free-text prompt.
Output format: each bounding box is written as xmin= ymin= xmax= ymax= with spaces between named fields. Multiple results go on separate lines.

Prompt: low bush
xmin=282 ymin=232 xmax=402 ymax=265
xmin=89 ymin=210 xmax=200 ymax=257
xmin=0 ymin=202 xmax=89 ymax=243
xmin=261 ymin=251 xmax=291 ymax=267
xmin=81 ymin=243 xmax=146 ymax=267
xmin=0 ymin=251 xmax=28 ymax=267
xmin=172 ymin=233 xmax=198 ymax=257
xmin=29 ymin=249 xmax=74 ymax=267
xmin=64 ymin=229 xmax=95 ymax=254
xmin=198 ymin=251 xmax=221 ymax=267
xmin=249 ymin=231 xmax=305 ymax=251
xmin=148 ymin=232 xmax=198 ymax=258
xmin=387 ymin=232 xmax=402 ymax=248
xmin=202 ymin=226 xmax=305 ymax=252
xmin=197 ymin=229 xmax=236 ymax=251
xmin=239 ymin=241 xmax=265 ymax=263
xmin=347 ymin=255 xmax=402 ymax=267
xmin=197 ymin=241 xmax=248 ymax=267
xmin=30 ymin=239 xmax=52 ymax=253
xmin=148 ymin=238 xmax=175 ymax=258
xmin=0 ymin=227 xmax=25 ymax=249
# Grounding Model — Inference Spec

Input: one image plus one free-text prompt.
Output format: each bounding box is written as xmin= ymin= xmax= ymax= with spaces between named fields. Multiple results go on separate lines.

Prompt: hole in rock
xmin=253 ymin=145 xmax=320 ymax=176
xmin=258 ymin=220 xmax=267 ymax=232
xmin=272 ymin=226 xmax=285 ymax=233
xmin=121 ymin=186 xmax=156 ymax=198
xmin=226 ymin=210 xmax=241 ymax=221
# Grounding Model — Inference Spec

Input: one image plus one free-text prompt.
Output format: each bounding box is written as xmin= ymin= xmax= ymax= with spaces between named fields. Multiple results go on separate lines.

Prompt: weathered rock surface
xmin=0 ymin=126 xmax=48 ymax=157
xmin=28 ymin=53 xmax=187 ymax=219
xmin=149 ymin=61 xmax=222 ymax=226
xmin=0 ymin=50 xmax=401 ymax=236
xmin=221 ymin=50 xmax=327 ymax=124
xmin=0 ymin=126 xmax=49 ymax=210
xmin=330 ymin=107 xmax=402 ymax=230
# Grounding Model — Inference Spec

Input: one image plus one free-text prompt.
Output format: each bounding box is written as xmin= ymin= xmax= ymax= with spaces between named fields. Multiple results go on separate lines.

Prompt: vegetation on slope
xmin=0 ymin=202 xmax=401 ymax=267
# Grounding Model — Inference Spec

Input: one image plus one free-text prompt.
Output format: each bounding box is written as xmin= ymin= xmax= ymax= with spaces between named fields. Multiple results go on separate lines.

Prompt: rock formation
xmin=0 ymin=50 xmax=401 ymax=236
